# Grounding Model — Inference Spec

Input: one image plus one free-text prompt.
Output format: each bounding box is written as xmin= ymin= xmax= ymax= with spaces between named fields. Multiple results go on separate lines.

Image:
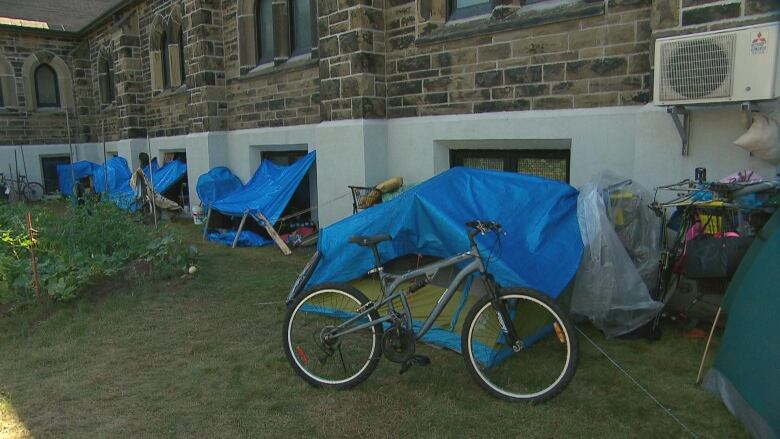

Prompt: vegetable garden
xmin=0 ymin=197 xmax=195 ymax=306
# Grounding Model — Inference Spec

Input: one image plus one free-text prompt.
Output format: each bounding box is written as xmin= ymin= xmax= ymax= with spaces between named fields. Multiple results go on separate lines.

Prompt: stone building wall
xmin=222 ymin=0 xmax=321 ymax=130
xmin=384 ymin=0 xmax=655 ymax=118
xmin=318 ymin=0 xmax=387 ymax=120
xmin=651 ymin=0 xmax=779 ymax=40
xmin=1 ymin=0 xmax=778 ymax=147
xmin=0 ymin=31 xmax=89 ymax=145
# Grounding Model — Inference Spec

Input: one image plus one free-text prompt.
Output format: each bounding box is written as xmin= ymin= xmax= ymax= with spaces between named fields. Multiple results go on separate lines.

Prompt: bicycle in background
xmin=0 ymin=173 xmax=45 ymax=202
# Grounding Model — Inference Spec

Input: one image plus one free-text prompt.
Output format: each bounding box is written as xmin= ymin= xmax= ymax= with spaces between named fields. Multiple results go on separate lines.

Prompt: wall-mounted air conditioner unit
xmin=654 ymin=22 xmax=780 ymax=106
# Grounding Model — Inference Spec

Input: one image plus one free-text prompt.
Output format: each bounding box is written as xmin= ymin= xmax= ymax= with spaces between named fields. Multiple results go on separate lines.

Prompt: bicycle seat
xmin=348 ymin=234 xmax=392 ymax=247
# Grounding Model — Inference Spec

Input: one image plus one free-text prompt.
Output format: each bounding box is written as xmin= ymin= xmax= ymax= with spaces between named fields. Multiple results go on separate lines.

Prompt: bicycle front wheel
xmin=283 ymin=283 xmax=382 ymax=389
xmin=22 ymin=182 xmax=45 ymax=202
xmin=461 ymin=287 xmax=578 ymax=403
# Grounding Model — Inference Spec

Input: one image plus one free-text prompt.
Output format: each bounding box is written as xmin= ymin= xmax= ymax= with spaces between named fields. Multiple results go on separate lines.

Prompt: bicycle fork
xmin=485 ymin=274 xmax=524 ymax=353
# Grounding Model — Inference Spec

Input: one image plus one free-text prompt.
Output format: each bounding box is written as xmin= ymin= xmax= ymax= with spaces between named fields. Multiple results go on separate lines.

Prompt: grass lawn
xmin=0 ymin=221 xmax=745 ymax=438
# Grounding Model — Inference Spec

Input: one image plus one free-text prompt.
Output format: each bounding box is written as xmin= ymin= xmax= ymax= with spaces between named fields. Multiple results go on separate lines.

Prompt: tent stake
xmin=202 ymin=207 xmax=212 ymax=240
xmin=232 ymin=212 xmax=249 ymax=248
xmin=696 ymin=306 xmax=722 ymax=384
xmin=254 ymin=211 xmax=292 ymax=255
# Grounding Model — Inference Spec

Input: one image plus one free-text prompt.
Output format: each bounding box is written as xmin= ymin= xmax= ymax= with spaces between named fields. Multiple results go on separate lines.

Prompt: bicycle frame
xmin=327 ymin=242 xmax=491 ymax=342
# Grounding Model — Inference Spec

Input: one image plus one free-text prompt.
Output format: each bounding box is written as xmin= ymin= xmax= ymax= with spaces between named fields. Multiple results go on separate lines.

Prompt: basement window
xmin=451 ymin=149 xmax=570 ymax=182
xmin=448 ymin=0 xmax=492 ymax=20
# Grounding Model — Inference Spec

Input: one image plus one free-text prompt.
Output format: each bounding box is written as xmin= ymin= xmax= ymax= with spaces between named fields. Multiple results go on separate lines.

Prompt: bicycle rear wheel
xmin=283 ymin=283 xmax=382 ymax=389
xmin=22 ymin=182 xmax=44 ymax=202
xmin=461 ymin=287 xmax=578 ymax=403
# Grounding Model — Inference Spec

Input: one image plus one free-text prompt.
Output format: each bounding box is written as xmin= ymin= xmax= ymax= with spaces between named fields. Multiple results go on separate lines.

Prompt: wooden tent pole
xmin=232 ymin=212 xmax=249 ymax=248
xmin=254 ymin=211 xmax=291 ymax=256
xmin=696 ymin=306 xmax=723 ymax=384
xmin=202 ymin=207 xmax=212 ymax=239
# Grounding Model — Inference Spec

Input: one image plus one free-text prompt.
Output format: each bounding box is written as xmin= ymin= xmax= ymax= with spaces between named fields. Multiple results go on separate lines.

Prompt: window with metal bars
xmin=451 ymin=149 xmax=570 ymax=182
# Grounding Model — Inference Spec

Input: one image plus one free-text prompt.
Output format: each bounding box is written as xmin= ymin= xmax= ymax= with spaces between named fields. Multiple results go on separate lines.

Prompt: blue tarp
xmin=92 ymin=156 xmax=135 ymax=209
xmin=87 ymin=157 xmax=187 ymax=211
xmin=151 ymin=159 xmax=187 ymax=194
xmin=308 ymin=167 xmax=584 ymax=299
xmin=203 ymin=151 xmax=315 ymax=247
xmin=196 ymin=166 xmax=243 ymax=208
xmin=211 ymin=151 xmax=316 ymax=224
xmin=56 ymin=161 xmax=100 ymax=196
xmin=207 ymin=230 xmax=272 ymax=247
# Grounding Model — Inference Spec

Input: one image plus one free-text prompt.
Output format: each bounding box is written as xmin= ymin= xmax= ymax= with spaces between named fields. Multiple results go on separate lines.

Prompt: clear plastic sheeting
xmin=603 ymin=174 xmax=661 ymax=290
xmin=571 ymin=173 xmax=662 ymax=337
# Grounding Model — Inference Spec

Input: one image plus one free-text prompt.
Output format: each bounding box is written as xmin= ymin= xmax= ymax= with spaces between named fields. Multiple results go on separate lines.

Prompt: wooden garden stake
xmin=27 ymin=211 xmax=42 ymax=304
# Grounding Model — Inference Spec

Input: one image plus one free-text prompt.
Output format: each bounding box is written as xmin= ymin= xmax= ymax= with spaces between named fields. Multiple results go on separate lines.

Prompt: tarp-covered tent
xmin=196 ymin=166 xmax=243 ymax=208
xmin=151 ymin=159 xmax=187 ymax=194
xmin=204 ymin=151 xmax=316 ymax=247
xmin=90 ymin=157 xmax=188 ymax=211
xmin=308 ymin=167 xmax=582 ymax=296
xmin=299 ymin=167 xmax=583 ymax=356
xmin=704 ymin=209 xmax=779 ymax=439
xmin=92 ymin=156 xmax=136 ymax=209
xmin=56 ymin=161 xmax=100 ymax=196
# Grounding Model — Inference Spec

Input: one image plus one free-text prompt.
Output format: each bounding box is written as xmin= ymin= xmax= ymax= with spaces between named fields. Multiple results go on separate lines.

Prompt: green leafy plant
xmin=0 ymin=197 xmax=196 ymax=305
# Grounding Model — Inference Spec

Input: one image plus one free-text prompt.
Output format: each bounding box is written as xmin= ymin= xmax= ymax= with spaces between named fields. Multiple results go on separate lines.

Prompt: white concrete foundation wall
xmin=0 ymin=142 xmax=102 ymax=192
xmin=2 ymin=101 xmax=777 ymax=228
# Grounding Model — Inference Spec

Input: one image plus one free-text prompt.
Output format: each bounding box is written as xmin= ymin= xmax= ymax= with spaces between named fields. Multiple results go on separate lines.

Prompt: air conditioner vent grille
xmin=659 ymin=34 xmax=736 ymax=101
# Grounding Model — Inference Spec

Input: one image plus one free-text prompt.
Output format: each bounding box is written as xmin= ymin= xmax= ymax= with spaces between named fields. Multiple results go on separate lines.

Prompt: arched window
xmin=34 ymin=64 xmax=60 ymax=108
xmin=290 ymin=0 xmax=314 ymax=56
xmin=178 ymin=27 xmax=186 ymax=85
xmin=161 ymin=31 xmax=171 ymax=89
xmin=255 ymin=0 xmax=274 ymax=65
xmin=99 ymin=55 xmax=116 ymax=104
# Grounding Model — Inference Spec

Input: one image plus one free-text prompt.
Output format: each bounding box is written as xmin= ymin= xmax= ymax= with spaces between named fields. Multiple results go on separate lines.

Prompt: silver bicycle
xmin=283 ymin=220 xmax=579 ymax=403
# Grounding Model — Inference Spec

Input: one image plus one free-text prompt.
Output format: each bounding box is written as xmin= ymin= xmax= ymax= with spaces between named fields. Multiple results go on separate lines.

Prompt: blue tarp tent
xmin=56 ymin=161 xmax=100 ymax=196
xmin=299 ymin=167 xmax=583 ymax=361
xmin=151 ymin=159 xmax=187 ymax=194
xmin=308 ymin=167 xmax=583 ymax=298
xmin=89 ymin=157 xmax=187 ymax=211
xmin=92 ymin=156 xmax=136 ymax=209
xmin=204 ymin=151 xmax=316 ymax=247
xmin=196 ymin=166 xmax=243 ymax=208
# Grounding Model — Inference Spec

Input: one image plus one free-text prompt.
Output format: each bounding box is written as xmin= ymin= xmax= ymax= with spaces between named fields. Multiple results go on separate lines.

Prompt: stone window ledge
xmin=416 ymin=0 xmax=605 ymax=45
xmin=100 ymin=102 xmax=117 ymax=113
xmin=233 ymin=55 xmax=318 ymax=83
xmin=0 ymin=107 xmax=19 ymax=115
xmin=153 ymin=85 xmax=187 ymax=100
xmin=34 ymin=107 xmax=67 ymax=114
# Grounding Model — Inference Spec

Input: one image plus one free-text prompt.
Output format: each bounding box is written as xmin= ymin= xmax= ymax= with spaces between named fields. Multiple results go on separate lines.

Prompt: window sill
xmin=0 ymin=107 xmax=19 ymax=115
xmin=416 ymin=0 xmax=605 ymax=45
xmin=34 ymin=107 xmax=66 ymax=113
xmin=234 ymin=54 xmax=318 ymax=82
xmin=153 ymin=85 xmax=187 ymax=100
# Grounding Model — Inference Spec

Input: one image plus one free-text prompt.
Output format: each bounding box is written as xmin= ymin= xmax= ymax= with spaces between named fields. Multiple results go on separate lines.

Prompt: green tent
xmin=704 ymin=209 xmax=780 ymax=438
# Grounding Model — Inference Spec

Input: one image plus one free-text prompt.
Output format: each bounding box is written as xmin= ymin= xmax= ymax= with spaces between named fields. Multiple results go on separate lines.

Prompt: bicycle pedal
xmin=411 ymin=355 xmax=430 ymax=366
xmin=399 ymin=355 xmax=430 ymax=375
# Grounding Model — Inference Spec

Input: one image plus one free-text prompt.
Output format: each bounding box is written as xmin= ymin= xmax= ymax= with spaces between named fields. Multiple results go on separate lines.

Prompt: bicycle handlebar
xmin=465 ymin=220 xmax=503 ymax=241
